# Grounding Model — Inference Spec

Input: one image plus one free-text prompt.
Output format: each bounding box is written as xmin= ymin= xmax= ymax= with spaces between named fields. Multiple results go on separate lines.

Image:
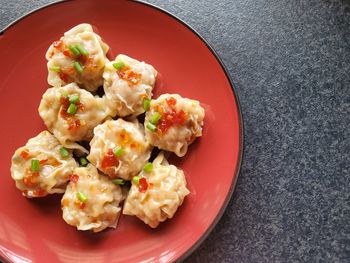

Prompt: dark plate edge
xmin=0 ymin=0 xmax=245 ymax=262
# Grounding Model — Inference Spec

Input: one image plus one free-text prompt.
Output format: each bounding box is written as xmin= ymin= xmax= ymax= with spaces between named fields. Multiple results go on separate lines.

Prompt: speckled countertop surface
xmin=1 ymin=0 xmax=350 ymax=262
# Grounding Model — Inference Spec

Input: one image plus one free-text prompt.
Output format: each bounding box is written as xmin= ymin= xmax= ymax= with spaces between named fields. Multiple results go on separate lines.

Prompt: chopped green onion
xmin=75 ymin=44 xmax=89 ymax=56
xmin=112 ymin=179 xmax=125 ymax=185
xmin=49 ymin=66 xmax=60 ymax=72
xmin=143 ymin=98 xmax=151 ymax=111
xmin=113 ymin=147 xmax=124 ymax=157
xmin=59 ymin=147 xmax=69 ymax=158
xmin=74 ymin=61 xmax=83 ymax=73
xmin=143 ymin=162 xmax=153 ymax=173
xmin=77 ymin=192 xmax=87 ymax=203
xmin=149 ymin=112 xmax=161 ymax=125
xmin=67 ymin=103 xmax=77 ymax=114
xmin=112 ymin=61 xmax=125 ymax=70
xmin=31 ymin=159 xmax=40 ymax=172
xmin=69 ymin=94 xmax=80 ymax=104
xmin=79 ymin=157 xmax=88 ymax=167
xmin=146 ymin=122 xmax=156 ymax=132
xmin=69 ymin=45 xmax=80 ymax=56
xmin=132 ymin=176 xmax=141 ymax=185
xmin=61 ymin=91 xmax=68 ymax=98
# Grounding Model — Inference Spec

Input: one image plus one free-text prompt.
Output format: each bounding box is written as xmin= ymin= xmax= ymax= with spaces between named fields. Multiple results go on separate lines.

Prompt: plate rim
xmin=0 ymin=0 xmax=244 ymax=262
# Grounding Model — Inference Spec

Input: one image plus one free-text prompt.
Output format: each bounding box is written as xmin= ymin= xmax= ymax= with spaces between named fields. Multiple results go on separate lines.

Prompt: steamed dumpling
xmin=38 ymin=83 xmax=108 ymax=152
xmin=144 ymin=94 xmax=205 ymax=157
xmin=61 ymin=164 xmax=124 ymax=232
xmin=123 ymin=152 xmax=190 ymax=228
xmin=103 ymin=54 xmax=157 ymax=117
xmin=87 ymin=118 xmax=152 ymax=180
xmin=46 ymin=23 xmax=109 ymax=91
xmin=10 ymin=131 xmax=77 ymax=198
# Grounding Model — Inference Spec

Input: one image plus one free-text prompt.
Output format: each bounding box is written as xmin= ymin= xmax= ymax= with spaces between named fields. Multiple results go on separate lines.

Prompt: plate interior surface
xmin=0 ymin=1 xmax=242 ymax=262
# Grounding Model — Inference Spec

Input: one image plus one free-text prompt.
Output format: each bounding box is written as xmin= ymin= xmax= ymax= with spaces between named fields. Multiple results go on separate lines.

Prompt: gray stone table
xmin=1 ymin=0 xmax=349 ymax=262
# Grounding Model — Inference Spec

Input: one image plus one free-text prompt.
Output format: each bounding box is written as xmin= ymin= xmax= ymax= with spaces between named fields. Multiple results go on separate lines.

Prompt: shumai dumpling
xmin=87 ymin=118 xmax=152 ymax=180
xmin=38 ymin=83 xmax=108 ymax=152
xmin=103 ymin=54 xmax=157 ymax=117
xmin=11 ymin=131 xmax=77 ymax=198
xmin=61 ymin=164 xmax=124 ymax=232
xmin=144 ymin=94 xmax=205 ymax=157
xmin=123 ymin=152 xmax=190 ymax=228
xmin=46 ymin=23 xmax=109 ymax=91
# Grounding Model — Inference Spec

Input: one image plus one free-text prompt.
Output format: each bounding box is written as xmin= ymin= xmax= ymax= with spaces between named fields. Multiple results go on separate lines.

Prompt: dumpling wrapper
xmin=103 ymin=54 xmax=157 ymax=117
xmin=123 ymin=152 xmax=190 ymax=228
xmin=46 ymin=23 xmax=109 ymax=91
xmin=144 ymin=94 xmax=205 ymax=157
xmin=11 ymin=131 xmax=77 ymax=198
xmin=38 ymin=82 xmax=108 ymax=153
xmin=88 ymin=118 xmax=152 ymax=180
xmin=61 ymin=164 xmax=124 ymax=232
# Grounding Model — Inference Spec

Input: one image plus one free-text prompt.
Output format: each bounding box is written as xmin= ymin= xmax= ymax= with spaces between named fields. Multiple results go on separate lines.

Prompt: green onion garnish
xmin=69 ymin=45 xmax=80 ymax=56
xmin=67 ymin=103 xmax=77 ymax=114
xmin=61 ymin=91 xmax=68 ymax=98
xmin=59 ymin=147 xmax=69 ymax=158
xmin=79 ymin=157 xmax=88 ymax=167
xmin=112 ymin=179 xmax=125 ymax=185
xmin=143 ymin=162 xmax=153 ymax=173
xmin=113 ymin=147 xmax=124 ymax=157
xmin=49 ymin=66 xmax=60 ymax=72
xmin=31 ymin=159 xmax=40 ymax=172
xmin=74 ymin=61 xmax=83 ymax=73
xmin=112 ymin=61 xmax=125 ymax=70
xmin=69 ymin=94 xmax=80 ymax=104
xmin=146 ymin=122 xmax=156 ymax=132
xmin=75 ymin=44 xmax=89 ymax=56
xmin=149 ymin=112 xmax=161 ymax=125
xmin=77 ymin=192 xmax=87 ymax=203
xmin=132 ymin=176 xmax=141 ymax=185
xmin=143 ymin=98 xmax=151 ymax=111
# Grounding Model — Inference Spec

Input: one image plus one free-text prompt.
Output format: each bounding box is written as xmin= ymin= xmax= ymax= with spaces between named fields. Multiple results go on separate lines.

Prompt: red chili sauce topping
xmin=39 ymin=159 xmax=48 ymax=165
xmin=23 ymin=171 xmax=39 ymax=187
xmin=155 ymin=97 xmax=187 ymax=134
xmin=21 ymin=158 xmax=55 ymax=197
xmin=101 ymin=149 xmax=119 ymax=169
xmin=69 ymin=174 xmax=79 ymax=183
xmin=23 ymin=157 xmax=49 ymax=187
xmin=138 ymin=178 xmax=148 ymax=193
xmin=68 ymin=120 xmax=81 ymax=131
xmin=75 ymin=200 xmax=86 ymax=209
xmin=57 ymin=67 xmax=75 ymax=83
xmin=59 ymin=96 xmax=84 ymax=130
xmin=20 ymin=150 xmax=30 ymax=160
xmin=51 ymin=40 xmax=93 ymax=83
xmin=53 ymin=40 xmax=63 ymax=49
xmin=52 ymin=40 xmax=72 ymax=58
xmin=117 ymin=129 xmax=140 ymax=150
xmin=116 ymin=65 xmax=142 ymax=86
xmin=33 ymin=189 xmax=47 ymax=197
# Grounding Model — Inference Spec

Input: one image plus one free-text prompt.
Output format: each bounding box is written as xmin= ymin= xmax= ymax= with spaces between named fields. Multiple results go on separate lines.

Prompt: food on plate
xmin=123 ymin=152 xmax=190 ymax=228
xmin=61 ymin=164 xmax=124 ymax=232
xmin=87 ymin=118 xmax=152 ymax=180
xmin=38 ymin=82 xmax=108 ymax=152
xmin=10 ymin=131 xmax=77 ymax=198
xmin=10 ymin=22 xmax=207 ymax=233
xmin=46 ymin=23 xmax=109 ymax=91
xmin=144 ymin=94 xmax=205 ymax=157
xmin=103 ymin=54 xmax=157 ymax=117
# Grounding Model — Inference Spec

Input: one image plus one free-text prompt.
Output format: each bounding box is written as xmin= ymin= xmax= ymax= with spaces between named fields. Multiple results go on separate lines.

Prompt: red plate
xmin=0 ymin=1 xmax=243 ymax=262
